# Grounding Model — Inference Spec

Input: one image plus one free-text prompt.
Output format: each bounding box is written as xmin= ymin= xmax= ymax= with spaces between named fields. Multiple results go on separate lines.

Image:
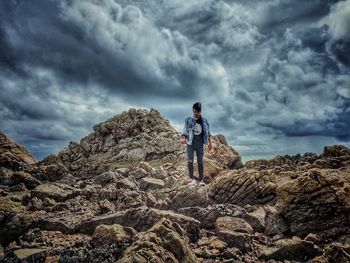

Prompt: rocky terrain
xmin=0 ymin=107 xmax=349 ymax=263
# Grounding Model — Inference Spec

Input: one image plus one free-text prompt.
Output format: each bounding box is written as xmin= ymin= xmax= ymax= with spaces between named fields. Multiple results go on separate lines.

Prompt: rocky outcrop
xmin=91 ymin=224 xmax=137 ymax=246
xmin=116 ymin=218 xmax=197 ymax=263
xmin=0 ymin=197 xmax=44 ymax=246
xmin=276 ymin=169 xmax=350 ymax=240
xmin=311 ymin=144 xmax=350 ymax=169
xmin=31 ymin=182 xmax=81 ymax=202
xmin=207 ymin=169 xmax=277 ymax=205
xmin=1 ymin=108 xmax=350 ymax=262
xmin=39 ymin=109 xmax=185 ymax=176
xmin=78 ymin=206 xmax=201 ymax=241
xmin=258 ymin=236 xmax=322 ymax=261
xmin=0 ymin=131 xmax=37 ymax=170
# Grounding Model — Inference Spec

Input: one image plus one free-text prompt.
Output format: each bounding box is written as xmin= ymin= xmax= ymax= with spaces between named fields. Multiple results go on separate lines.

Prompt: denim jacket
xmin=182 ymin=115 xmax=211 ymax=145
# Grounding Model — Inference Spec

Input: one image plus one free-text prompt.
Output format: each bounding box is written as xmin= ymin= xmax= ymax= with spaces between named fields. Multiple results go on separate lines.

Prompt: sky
xmin=0 ymin=0 xmax=350 ymax=163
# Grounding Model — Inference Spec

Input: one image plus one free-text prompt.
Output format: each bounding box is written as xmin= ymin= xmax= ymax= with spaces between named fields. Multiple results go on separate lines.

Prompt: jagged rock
xmin=205 ymin=134 xmax=242 ymax=169
xmin=215 ymin=216 xmax=254 ymax=252
xmin=37 ymin=216 xmax=78 ymax=234
xmin=93 ymin=170 xmax=120 ymax=186
xmin=9 ymin=248 xmax=48 ymax=261
xmin=140 ymin=177 xmax=165 ymax=190
xmin=244 ymin=155 xmax=295 ymax=170
xmin=165 ymin=185 xmax=210 ymax=210
xmin=215 ymin=216 xmax=253 ymax=234
xmin=192 ymin=236 xmax=228 ymax=259
xmin=128 ymin=166 xmax=149 ymax=180
xmin=263 ymin=205 xmax=289 ymax=236
xmin=138 ymin=161 xmax=156 ymax=173
xmin=92 ymin=224 xmax=137 ymax=246
xmin=0 ymin=197 xmax=44 ymax=246
xmin=0 ymin=131 xmax=37 ymax=170
xmin=312 ymin=241 xmax=350 ymax=262
xmin=208 ymin=169 xmax=277 ymax=205
xmin=57 ymin=173 xmax=77 ymax=186
xmin=116 ymin=217 xmax=197 ymax=263
xmin=27 ymin=162 xmax=69 ymax=182
xmin=27 ymin=197 xmax=43 ymax=211
xmin=258 ymin=236 xmax=322 ymax=261
xmin=151 ymin=166 xmax=168 ymax=180
xmin=31 ymin=182 xmax=81 ymax=202
xmin=98 ymin=199 xmax=114 ymax=214
xmin=311 ymin=145 xmax=350 ymax=169
xmin=0 ymin=167 xmax=41 ymax=189
xmin=115 ymin=176 xmax=138 ymax=190
xmin=216 ymin=230 xmax=253 ymax=252
xmin=240 ymin=206 xmax=266 ymax=233
xmin=79 ymin=206 xmax=201 ymax=241
xmin=177 ymin=204 xmax=247 ymax=229
xmin=193 ymin=158 xmax=223 ymax=183
xmin=276 ymin=169 xmax=350 ymax=240
xmin=39 ymin=108 xmax=185 ymax=176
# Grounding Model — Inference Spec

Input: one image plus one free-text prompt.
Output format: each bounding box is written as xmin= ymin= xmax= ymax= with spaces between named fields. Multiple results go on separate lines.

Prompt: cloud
xmin=325 ymin=0 xmax=350 ymax=41
xmin=0 ymin=0 xmax=349 ymax=161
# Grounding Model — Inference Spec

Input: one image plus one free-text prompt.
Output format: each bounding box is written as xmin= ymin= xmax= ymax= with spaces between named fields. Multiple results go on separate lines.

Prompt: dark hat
xmin=192 ymin=101 xmax=201 ymax=112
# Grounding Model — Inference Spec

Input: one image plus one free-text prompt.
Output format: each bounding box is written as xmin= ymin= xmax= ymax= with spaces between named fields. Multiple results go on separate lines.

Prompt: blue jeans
xmin=186 ymin=142 xmax=204 ymax=181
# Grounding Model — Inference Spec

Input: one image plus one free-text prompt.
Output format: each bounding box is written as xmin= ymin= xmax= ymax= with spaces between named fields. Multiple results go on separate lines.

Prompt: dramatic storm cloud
xmin=1 ymin=0 xmax=350 ymax=161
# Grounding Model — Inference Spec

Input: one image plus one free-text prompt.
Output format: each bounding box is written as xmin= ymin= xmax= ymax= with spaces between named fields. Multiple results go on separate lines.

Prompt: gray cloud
xmin=0 ymin=0 xmax=349 ymax=162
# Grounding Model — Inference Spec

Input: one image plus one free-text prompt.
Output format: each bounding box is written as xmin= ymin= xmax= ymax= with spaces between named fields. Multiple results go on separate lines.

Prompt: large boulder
xmin=311 ymin=145 xmax=350 ymax=169
xmin=215 ymin=216 xmax=254 ymax=252
xmin=165 ymin=185 xmax=210 ymax=210
xmin=0 ymin=167 xmax=41 ymax=189
xmin=31 ymin=182 xmax=81 ymax=202
xmin=258 ymin=236 xmax=322 ymax=261
xmin=92 ymin=224 xmax=137 ymax=246
xmin=276 ymin=169 xmax=350 ymax=240
xmin=208 ymin=169 xmax=277 ymax=205
xmin=78 ymin=206 xmax=201 ymax=241
xmin=178 ymin=204 xmax=247 ymax=229
xmin=116 ymin=218 xmax=197 ymax=263
xmin=0 ymin=131 xmax=37 ymax=170
xmin=0 ymin=197 xmax=44 ymax=246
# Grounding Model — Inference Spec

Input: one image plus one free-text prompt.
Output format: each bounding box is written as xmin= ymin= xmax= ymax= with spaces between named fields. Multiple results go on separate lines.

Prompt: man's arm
xmin=181 ymin=117 xmax=188 ymax=138
xmin=206 ymin=118 xmax=212 ymax=145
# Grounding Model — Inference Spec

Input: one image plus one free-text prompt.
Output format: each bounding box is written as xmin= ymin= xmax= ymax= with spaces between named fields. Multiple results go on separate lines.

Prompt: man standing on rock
xmin=181 ymin=102 xmax=213 ymax=186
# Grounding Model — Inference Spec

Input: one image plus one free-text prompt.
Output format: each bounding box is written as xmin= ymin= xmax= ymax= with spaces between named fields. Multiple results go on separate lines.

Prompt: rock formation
xmin=0 ymin=107 xmax=349 ymax=262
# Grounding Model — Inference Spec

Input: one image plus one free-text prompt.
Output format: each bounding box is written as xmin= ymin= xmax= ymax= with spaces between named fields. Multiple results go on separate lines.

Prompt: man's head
xmin=192 ymin=102 xmax=201 ymax=119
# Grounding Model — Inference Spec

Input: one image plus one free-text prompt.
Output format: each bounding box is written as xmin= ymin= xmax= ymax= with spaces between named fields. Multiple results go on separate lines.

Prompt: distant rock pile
xmin=0 ymin=108 xmax=349 ymax=262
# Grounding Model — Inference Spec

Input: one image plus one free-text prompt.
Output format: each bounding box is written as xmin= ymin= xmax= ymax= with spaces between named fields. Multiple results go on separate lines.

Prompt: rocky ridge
xmin=0 ymin=108 xmax=349 ymax=262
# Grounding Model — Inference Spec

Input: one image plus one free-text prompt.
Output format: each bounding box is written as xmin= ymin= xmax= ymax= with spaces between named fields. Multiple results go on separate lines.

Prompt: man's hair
xmin=193 ymin=102 xmax=201 ymax=112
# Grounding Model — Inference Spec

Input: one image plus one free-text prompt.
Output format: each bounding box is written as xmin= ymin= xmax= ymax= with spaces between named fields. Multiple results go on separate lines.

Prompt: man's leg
xmin=186 ymin=144 xmax=195 ymax=179
xmin=196 ymin=143 xmax=204 ymax=181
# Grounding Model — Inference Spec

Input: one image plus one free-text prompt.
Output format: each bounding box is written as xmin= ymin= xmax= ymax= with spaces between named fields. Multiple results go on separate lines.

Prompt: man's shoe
xmin=199 ymin=180 xmax=206 ymax=186
xmin=187 ymin=179 xmax=196 ymax=186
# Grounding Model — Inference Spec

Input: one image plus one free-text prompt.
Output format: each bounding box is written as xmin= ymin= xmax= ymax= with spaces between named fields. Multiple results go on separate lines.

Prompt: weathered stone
xmin=116 ymin=218 xmax=197 ymax=263
xmin=208 ymin=169 xmax=277 ymax=205
xmin=166 ymin=185 xmax=210 ymax=210
xmin=258 ymin=236 xmax=322 ymax=261
xmin=178 ymin=204 xmax=247 ymax=229
xmin=140 ymin=177 xmax=165 ymax=190
xmin=276 ymin=169 xmax=350 ymax=240
xmin=31 ymin=182 xmax=81 ymax=202
xmin=92 ymin=224 xmax=137 ymax=246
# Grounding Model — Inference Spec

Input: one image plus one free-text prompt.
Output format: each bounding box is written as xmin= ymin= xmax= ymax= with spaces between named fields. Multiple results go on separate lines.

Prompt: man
xmin=181 ymin=102 xmax=213 ymax=186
